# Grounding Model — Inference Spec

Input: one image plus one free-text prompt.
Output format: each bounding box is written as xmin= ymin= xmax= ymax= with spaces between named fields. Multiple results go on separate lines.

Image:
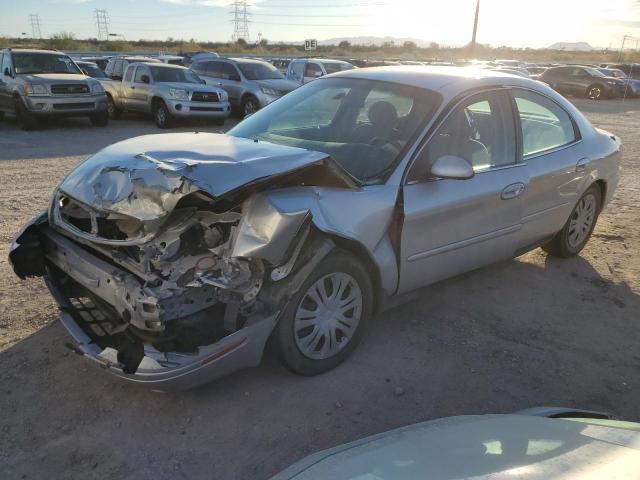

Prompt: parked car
xmin=270 ymin=58 xmax=291 ymax=75
xmin=81 ymin=56 xmax=111 ymax=71
xmin=104 ymin=55 xmax=161 ymax=80
xmin=157 ymin=54 xmax=184 ymax=66
xmin=0 ymin=48 xmax=109 ymax=130
xmin=75 ymin=60 xmax=107 ymax=79
xmin=99 ymin=62 xmax=230 ymax=127
xmin=192 ymin=57 xmax=298 ymax=116
xmin=539 ymin=65 xmax=625 ymax=99
xmin=490 ymin=66 xmax=531 ymax=78
xmin=598 ymin=67 xmax=640 ymax=97
xmin=526 ymin=65 xmax=548 ymax=75
xmin=606 ymin=63 xmax=640 ymax=80
xmin=181 ymin=51 xmax=219 ymax=68
xmin=286 ymin=58 xmax=355 ymax=85
xmin=272 ymin=408 xmax=640 ymax=479
xmin=9 ymin=67 xmax=621 ymax=389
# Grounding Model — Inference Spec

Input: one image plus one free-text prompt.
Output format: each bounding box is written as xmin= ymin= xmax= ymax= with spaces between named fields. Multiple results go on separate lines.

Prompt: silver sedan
xmin=9 ymin=66 xmax=621 ymax=390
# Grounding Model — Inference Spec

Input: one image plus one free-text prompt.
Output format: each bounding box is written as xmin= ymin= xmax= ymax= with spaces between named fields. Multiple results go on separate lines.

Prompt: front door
xmin=398 ymin=89 xmax=528 ymax=294
xmin=129 ymin=65 xmax=152 ymax=112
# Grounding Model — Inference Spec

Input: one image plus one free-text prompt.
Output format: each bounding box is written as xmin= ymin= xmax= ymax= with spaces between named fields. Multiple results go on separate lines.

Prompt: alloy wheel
xmin=588 ymin=86 xmax=602 ymax=99
xmin=294 ymin=272 xmax=363 ymax=360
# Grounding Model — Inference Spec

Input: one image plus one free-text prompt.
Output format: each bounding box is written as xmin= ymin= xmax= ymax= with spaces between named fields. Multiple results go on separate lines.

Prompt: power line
xmin=28 ymin=14 xmax=42 ymax=39
xmin=94 ymin=9 xmax=110 ymax=41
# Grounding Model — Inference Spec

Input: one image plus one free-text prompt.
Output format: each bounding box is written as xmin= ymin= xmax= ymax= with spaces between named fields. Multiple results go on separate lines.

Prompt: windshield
xmin=150 ymin=66 xmax=202 ymax=84
xmin=237 ymin=62 xmax=284 ymax=80
xmin=586 ymin=67 xmax=606 ymax=77
xmin=322 ymin=62 xmax=355 ymax=74
xmin=80 ymin=63 xmax=106 ymax=78
xmin=13 ymin=53 xmax=82 ymax=75
xmin=229 ymin=78 xmax=441 ymax=182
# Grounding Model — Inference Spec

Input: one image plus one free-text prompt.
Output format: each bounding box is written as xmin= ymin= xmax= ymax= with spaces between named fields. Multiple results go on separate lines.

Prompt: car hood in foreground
xmin=57 ymin=133 xmax=358 ymax=224
xmin=272 ymin=414 xmax=640 ymax=479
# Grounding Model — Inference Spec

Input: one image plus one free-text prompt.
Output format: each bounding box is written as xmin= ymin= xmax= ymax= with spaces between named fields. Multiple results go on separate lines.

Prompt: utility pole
xmin=230 ymin=0 xmax=250 ymax=42
xmin=28 ymin=14 xmax=42 ymax=39
xmin=94 ymin=9 xmax=110 ymax=41
xmin=470 ymin=0 xmax=480 ymax=55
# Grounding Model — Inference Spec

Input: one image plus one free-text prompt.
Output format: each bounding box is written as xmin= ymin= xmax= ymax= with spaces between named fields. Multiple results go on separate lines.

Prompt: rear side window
xmin=289 ymin=61 xmax=304 ymax=81
xmin=134 ymin=66 xmax=149 ymax=83
xmin=513 ymin=89 xmax=577 ymax=157
xmin=305 ymin=62 xmax=323 ymax=78
xmin=220 ymin=63 xmax=238 ymax=80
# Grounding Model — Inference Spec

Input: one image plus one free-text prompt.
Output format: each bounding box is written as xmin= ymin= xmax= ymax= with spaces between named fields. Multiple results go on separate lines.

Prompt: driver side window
xmin=423 ymin=90 xmax=516 ymax=173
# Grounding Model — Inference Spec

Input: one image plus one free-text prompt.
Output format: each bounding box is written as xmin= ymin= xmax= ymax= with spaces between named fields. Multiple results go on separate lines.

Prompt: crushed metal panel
xmin=231 ymin=193 xmax=311 ymax=265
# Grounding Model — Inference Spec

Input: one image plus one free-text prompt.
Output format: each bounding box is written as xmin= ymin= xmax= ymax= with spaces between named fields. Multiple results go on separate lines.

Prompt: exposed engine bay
xmin=10 ymin=134 xmax=361 ymax=379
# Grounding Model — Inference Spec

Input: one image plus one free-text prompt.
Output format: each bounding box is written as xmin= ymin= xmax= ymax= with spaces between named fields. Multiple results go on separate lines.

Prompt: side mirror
xmin=430 ymin=155 xmax=474 ymax=180
xmin=140 ymin=74 xmax=150 ymax=84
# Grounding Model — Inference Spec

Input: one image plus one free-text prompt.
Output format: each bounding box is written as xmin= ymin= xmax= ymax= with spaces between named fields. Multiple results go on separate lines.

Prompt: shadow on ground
xmin=1 ymin=252 xmax=638 ymax=480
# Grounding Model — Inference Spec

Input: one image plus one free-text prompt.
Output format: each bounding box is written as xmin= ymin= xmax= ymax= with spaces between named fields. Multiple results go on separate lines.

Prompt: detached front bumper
xmin=166 ymin=99 xmax=232 ymax=119
xmin=9 ymin=216 xmax=278 ymax=391
xmin=23 ymin=94 xmax=108 ymax=115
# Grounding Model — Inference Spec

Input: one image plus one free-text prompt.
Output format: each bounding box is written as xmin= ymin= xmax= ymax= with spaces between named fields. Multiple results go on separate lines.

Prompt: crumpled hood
xmin=57 ymin=132 xmax=355 ymax=224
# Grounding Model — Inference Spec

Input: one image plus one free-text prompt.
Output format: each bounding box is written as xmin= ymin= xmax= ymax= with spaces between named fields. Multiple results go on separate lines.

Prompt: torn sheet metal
xmin=57 ymin=133 xmax=358 ymax=232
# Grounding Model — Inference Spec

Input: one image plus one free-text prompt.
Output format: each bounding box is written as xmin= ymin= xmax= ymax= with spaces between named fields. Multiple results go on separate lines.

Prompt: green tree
xmin=338 ymin=40 xmax=351 ymax=48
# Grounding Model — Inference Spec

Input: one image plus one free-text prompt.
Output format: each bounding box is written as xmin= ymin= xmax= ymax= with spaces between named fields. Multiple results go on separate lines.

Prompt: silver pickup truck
xmin=100 ymin=62 xmax=230 ymax=128
xmin=0 ymin=48 xmax=109 ymax=130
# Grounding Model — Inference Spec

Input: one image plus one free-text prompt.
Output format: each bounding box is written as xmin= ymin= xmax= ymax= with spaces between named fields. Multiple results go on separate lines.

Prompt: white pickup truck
xmin=100 ymin=62 xmax=231 ymax=128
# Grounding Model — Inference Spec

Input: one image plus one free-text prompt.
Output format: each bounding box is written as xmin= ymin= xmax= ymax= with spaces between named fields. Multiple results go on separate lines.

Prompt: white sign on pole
xmin=304 ymin=39 xmax=318 ymax=51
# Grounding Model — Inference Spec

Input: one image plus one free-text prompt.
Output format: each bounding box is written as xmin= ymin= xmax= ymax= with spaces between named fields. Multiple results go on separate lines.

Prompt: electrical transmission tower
xmin=28 ymin=14 xmax=42 ymax=39
xmin=230 ymin=0 xmax=250 ymax=42
xmin=94 ymin=9 xmax=110 ymax=41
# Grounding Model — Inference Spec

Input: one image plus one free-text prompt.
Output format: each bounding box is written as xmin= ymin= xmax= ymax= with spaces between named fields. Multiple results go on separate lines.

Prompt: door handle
xmin=501 ymin=182 xmax=525 ymax=200
xmin=576 ymin=157 xmax=590 ymax=172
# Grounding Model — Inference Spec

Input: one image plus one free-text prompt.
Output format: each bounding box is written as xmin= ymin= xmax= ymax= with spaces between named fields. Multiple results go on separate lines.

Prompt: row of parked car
xmin=1 ymin=47 xmax=638 ymax=131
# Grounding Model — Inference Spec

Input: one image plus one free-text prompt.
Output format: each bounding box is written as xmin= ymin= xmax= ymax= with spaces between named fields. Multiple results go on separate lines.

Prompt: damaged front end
xmin=9 ymin=133 xmax=358 ymax=390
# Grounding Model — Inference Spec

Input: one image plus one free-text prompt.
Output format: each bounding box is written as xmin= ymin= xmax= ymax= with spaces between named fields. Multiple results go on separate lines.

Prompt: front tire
xmin=106 ymin=95 xmax=122 ymax=119
xmin=275 ymin=250 xmax=373 ymax=376
xmin=154 ymin=100 xmax=173 ymax=129
xmin=543 ymin=184 xmax=601 ymax=258
xmin=241 ymin=95 xmax=260 ymax=117
xmin=89 ymin=110 xmax=109 ymax=127
xmin=587 ymin=84 xmax=604 ymax=100
xmin=14 ymin=97 xmax=38 ymax=131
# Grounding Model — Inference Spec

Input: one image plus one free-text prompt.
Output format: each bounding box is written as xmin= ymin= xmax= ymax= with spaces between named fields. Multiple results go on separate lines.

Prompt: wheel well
xmin=593 ymin=179 xmax=607 ymax=202
xmin=241 ymin=93 xmax=257 ymax=104
xmin=151 ymin=96 xmax=164 ymax=110
xmin=328 ymin=235 xmax=384 ymax=313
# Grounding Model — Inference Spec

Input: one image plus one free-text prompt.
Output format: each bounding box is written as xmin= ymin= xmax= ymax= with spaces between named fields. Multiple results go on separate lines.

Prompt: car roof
xmin=227 ymin=57 xmax=271 ymax=64
xmin=293 ymin=58 xmax=351 ymax=64
xmin=329 ymin=65 xmax=540 ymax=93
xmin=117 ymin=56 xmax=161 ymax=62
xmin=76 ymin=61 xmax=98 ymax=66
xmin=4 ymin=48 xmax=66 ymax=55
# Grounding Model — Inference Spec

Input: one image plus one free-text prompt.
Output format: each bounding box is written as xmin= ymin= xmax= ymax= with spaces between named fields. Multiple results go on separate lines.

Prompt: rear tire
xmin=543 ymin=184 xmax=601 ymax=258
xmin=14 ymin=97 xmax=38 ymax=131
xmin=89 ymin=110 xmax=109 ymax=127
xmin=154 ymin=100 xmax=172 ymax=129
xmin=275 ymin=249 xmax=373 ymax=376
xmin=106 ymin=95 xmax=122 ymax=119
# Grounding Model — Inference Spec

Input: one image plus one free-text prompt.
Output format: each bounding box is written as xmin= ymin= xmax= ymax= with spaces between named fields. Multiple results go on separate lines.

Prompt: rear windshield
xmin=322 ymin=62 xmax=355 ymax=74
xmin=237 ymin=62 xmax=284 ymax=80
xmin=13 ymin=53 xmax=82 ymax=75
xmin=150 ymin=66 xmax=202 ymax=84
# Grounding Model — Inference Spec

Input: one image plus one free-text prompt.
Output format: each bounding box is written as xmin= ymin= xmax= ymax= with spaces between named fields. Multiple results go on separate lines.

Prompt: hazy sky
xmin=1 ymin=0 xmax=639 ymax=48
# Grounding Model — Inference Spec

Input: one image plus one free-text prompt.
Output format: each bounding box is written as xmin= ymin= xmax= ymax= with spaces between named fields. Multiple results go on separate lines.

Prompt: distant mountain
xmin=318 ymin=36 xmax=434 ymax=47
xmin=548 ymin=42 xmax=593 ymax=52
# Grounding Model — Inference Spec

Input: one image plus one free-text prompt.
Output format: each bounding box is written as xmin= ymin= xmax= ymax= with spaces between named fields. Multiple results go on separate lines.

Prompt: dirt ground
xmin=0 ymin=101 xmax=638 ymax=480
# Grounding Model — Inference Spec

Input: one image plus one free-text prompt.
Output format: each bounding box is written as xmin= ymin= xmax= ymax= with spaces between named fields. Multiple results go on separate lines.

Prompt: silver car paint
xmin=271 ymin=412 xmax=640 ymax=479
xmin=9 ymin=67 xmax=622 ymax=389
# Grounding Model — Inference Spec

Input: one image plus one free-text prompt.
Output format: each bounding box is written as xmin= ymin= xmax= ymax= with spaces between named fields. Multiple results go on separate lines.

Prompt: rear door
xmin=398 ymin=89 xmax=528 ymax=293
xmin=120 ymin=65 xmax=137 ymax=109
xmin=510 ymin=88 xmax=586 ymax=249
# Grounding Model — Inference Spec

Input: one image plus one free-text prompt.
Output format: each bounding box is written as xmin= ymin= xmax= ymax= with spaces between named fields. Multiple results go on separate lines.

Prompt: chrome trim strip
xmin=407 ymin=223 xmax=522 ymax=262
